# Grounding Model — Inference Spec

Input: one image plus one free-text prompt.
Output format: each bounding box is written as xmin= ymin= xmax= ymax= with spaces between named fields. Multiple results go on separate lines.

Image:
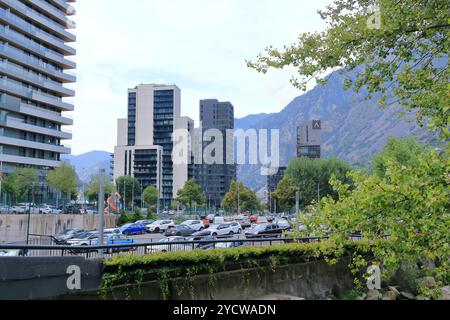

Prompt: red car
xmin=202 ymin=219 xmax=210 ymax=228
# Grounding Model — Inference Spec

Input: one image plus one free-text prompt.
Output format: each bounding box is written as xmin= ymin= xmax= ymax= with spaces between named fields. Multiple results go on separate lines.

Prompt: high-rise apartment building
xmin=297 ymin=120 xmax=322 ymax=159
xmin=195 ymin=99 xmax=236 ymax=208
xmin=114 ymin=84 xmax=193 ymax=208
xmin=0 ymin=0 xmax=76 ymax=201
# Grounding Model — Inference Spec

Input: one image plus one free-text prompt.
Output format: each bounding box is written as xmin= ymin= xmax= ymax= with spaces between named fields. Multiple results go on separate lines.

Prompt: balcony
xmin=0 ymin=0 xmax=75 ymax=42
xmin=0 ymin=135 xmax=71 ymax=154
xmin=0 ymin=25 xmax=76 ymax=69
xmin=47 ymin=0 xmax=76 ymax=16
xmin=27 ymin=0 xmax=76 ymax=29
xmin=0 ymin=43 xmax=75 ymax=83
xmin=4 ymin=117 xmax=72 ymax=139
xmin=0 ymin=61 xmax=75 ymax=97
xmin=0 ymin=78 xmax=74 ymax=111
xmin=0 ymin=153 xmax=61 ymax=168
xmin=0 ymin=8 xmax=76 ymax=56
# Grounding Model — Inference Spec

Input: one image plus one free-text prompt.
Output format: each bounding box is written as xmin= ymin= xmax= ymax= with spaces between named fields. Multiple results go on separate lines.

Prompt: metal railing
xmin=0 ymin=235 xmax=355 ymax=259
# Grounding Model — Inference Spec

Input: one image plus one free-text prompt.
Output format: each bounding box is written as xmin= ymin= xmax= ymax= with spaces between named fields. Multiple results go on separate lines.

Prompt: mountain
xmin=62 ymin=151 xmax=112 ymax=183
xmin=235 ymin=70 xmax=439 ymax=191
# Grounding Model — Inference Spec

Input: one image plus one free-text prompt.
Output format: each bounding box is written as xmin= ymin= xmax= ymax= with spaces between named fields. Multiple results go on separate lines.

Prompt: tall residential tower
xmin=0 ymin=0 xmax=76 ymax=201
xmin=195 ymin=99 xmax=236 ymax=208
xmin=114 ymin=84 xmax=193 ymax=209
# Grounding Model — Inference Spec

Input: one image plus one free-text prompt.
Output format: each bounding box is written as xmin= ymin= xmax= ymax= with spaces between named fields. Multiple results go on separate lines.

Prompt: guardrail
xmin=0 ymin=235 xmax=365 ymax=259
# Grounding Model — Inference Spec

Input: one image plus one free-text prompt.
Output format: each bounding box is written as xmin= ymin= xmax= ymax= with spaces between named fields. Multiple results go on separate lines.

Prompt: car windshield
xmin=252 ymin=224 xmax=268 ymax=231
xmin=58 ymin=229 xmax=73 ymax=235
xmin=76 ymin=232 xmax=96 ymax=239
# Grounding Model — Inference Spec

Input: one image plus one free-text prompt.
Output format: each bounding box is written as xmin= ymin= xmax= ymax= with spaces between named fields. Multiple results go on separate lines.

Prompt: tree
xmin=47 ymin=163 xmax=77 ymax=207
xmin=248 ymin=0 xmax=449 ymax=138
xmin=3 ymin=168 xmax=39 ymax=204
xmin=302 ymin=146 xmax=449 ymax=296
xmin=176 ymin=179 xmax=206 ymax=210
xmin=115 ymin=176 xmax=140 ymax=209
xmin=372 ymin=136 xmax=425 ymax=178
xmin=142 ymin=185 xmax=158 ymax=208
xmin=85 ymin=174 xmax=113 ymax=203
xmin=271 ymin=176 xmax=297 ymax=212
xmin=221 ymin=181 xmax=262 ymax=213
xmin=279 ymin=158 xmax=352 ymax=209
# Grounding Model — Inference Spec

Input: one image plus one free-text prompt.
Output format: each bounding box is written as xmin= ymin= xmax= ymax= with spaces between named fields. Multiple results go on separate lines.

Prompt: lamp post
xmin=98 ymin=169 xmax=105 ymax=256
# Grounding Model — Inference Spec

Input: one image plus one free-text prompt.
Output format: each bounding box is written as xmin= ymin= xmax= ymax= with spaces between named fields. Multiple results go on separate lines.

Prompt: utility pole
xmin=237 ymin=183 xmax=240 ymax=215
xmin=123 ymin=179 xmax=126 ymax=212
xmin=296 ymin=191 xmax=300 ymax=215
xmin=98 ymin=169 xmax=105 ymax=256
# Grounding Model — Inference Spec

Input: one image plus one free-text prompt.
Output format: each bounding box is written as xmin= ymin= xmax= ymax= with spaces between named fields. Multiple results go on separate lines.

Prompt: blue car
xmin=119 ymin=223 xmax=147 ymax=235
xmin=94 ymin=234 xmax=135 ymax=253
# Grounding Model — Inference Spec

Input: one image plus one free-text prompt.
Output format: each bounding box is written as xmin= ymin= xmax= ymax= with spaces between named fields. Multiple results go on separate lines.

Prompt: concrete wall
xmin=77 ymin=258 xmax=354 ymax=300
xmin=0 ymin=214 xmax=118 ymax=244
xmin=0 ymin=257 xmax=103 ymax=300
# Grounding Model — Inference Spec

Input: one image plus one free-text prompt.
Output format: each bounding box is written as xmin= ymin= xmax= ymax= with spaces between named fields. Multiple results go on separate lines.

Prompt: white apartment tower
xmin=114 ymin=84 xmax=193 ymax=209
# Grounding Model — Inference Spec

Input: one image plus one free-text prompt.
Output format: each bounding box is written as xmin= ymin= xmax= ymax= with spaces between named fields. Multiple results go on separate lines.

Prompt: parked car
xmin=181 ymin=220 xmax=205 ymax=231
xmin=147 ymin=236 xmax=189 ymax=253
xmin=250 ymin=215 xmax=258 ymax=223
xmin=11 ymin=203 xmax=28 ymax=214
xmin=213 ymin=241 xmax=245 ymax=250
xmin=135 ymin=220 xmax=155 ymax=226
xmin=208 ymin=223 xmax=242 ymax=237
xmin=275 ymin=219 xmax=293 ymax=231
xmin=256 ymin=216 xmax=269 ymax=224
xmin=195 ymin=236 xmax=217 ymax=250
xmin=93 ymin=234 xmax=135 ymax=253
xmin=237 ymin=218 xmax=252 ymax=229
xmin=214 ymin=216 xmax=225 ymax=224
xmin=245 ymin=224 xmax=283 ymax=238
xmin=67 ymin=232 xmax=99 ymax=246
xmin=191 ymin=229 xmax=212 ymax=238
xmin=207 ymin=214 xmax=216 ymax=223
xmin=146 ymin=220 xmax=175 ymax=233
xmin=165 ymin=225 xmax=197 ymax=237
xmin=202 ymin=218 xmax=210 ymax=228
xmin=119 ymin=223 xmax=147 ymax=235
xmin=55 ymin=228 xmax=85 ymax=241
xmin=40 ymin=205 xmax=61 ymax=215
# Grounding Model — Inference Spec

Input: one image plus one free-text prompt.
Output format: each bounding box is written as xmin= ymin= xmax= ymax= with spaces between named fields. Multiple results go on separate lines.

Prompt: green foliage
xmin=176 ymin=179 xmax=206 ymax=209
xmin=130 ymin=207 xmax=144 ymax=223
xmin=301 ymin=143 xmax=450 ymax=292
xmin=247 ymin=0 xmax=449 ymax=138
xmin=101 ymin=241 xmax=375 ymax=291
xmin=117 ymin=212 xmax=131 ymax=227
xmin=2 ymin=168 xmax=39 ymax=203
xmin=85 ymin=174 xmax=113 ymax=203
xmin=221 ymin=181 xmax=262 ymax=212
xmin=146 ymin=210 xmax=157 ymax=221
xmin=274 ymin=158 xmax=352 ymax=210
xmin=47 ymin=163 xmax=78 ymax=198
xmin=372 ymin=136 xmax=425 ymax=178
xmin=142 ymin=185 xmax=158 ymax=208
xmin=116 ymin=176 xmax=140 ymax=208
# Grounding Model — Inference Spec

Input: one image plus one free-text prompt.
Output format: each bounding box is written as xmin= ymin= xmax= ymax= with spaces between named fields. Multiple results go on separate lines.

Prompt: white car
xmin=209 ymin=223 xmax=242 ymax=237
xmin=146 ymin=220 xmax=175 ymax=233
xmin=181 ymin=220 xmax=205 ymax=231
xmin=147 ymin=236 xmax=189 ymax=253
xmin=66 ymin=232 xmax=99 ymax=246
xmin=40 ymin=205 xmax=61 ymax=215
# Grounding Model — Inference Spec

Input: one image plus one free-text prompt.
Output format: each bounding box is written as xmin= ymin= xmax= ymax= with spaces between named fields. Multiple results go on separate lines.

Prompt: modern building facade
xmin=113 ymin=84 xmax=192 ymax=209
xmin=297 ymin=120 xmax=322 ymax=159
xmin=194 ymin=99 xmax=236 ymax=208
xmin=0 ymin=0 xmax=76 ymax=202
xmin=267 ymin=166 xmax=287 ymax=212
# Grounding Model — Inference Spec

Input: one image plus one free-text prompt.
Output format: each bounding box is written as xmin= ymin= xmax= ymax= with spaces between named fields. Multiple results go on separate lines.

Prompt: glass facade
xmin=153 ymin=89 xmax=174 ymax=206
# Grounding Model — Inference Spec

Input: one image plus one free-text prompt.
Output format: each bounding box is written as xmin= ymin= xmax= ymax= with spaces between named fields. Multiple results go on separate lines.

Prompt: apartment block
xmin=114 ymin=84 xmax=193 ymax=208
xmin=0 ymin=0 xmax=76 ymax=202
xmin=297 ymin=120 xmax=322 ymax=159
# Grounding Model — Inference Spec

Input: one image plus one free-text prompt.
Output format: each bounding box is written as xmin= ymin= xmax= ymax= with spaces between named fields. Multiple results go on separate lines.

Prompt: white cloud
xmin=68 ymin=0 xmax=331 ymax=155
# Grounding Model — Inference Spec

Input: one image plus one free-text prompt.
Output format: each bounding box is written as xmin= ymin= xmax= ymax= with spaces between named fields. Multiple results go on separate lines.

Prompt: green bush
xmin=117 ymin=212 xmax=130 ymax=226
xmin=130 ymin=207 xmax=143 ymax=223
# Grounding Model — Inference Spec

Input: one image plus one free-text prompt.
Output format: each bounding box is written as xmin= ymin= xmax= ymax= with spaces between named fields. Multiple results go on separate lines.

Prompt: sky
xmin=69 ymin=0 xmax=332 ymax=155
